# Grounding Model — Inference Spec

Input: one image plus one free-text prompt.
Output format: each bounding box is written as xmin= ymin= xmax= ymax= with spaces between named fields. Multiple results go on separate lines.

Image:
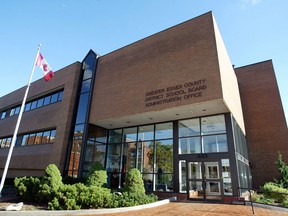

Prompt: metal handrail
xmin=237 ymin=187 xmax=255 ymax=215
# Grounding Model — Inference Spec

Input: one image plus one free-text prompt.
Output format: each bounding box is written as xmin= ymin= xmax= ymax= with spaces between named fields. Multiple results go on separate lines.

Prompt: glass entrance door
xmin=187 ymin=161 xmax=222 ymax=201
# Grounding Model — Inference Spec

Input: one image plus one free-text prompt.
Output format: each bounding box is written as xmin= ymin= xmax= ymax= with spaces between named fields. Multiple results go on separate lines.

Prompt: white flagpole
xmin=0 ymin=44 xmax=42 ymax=198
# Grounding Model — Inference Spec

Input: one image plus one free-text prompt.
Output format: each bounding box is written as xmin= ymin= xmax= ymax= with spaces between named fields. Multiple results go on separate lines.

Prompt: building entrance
xmin=186 ymin=160 xmax=222 ymax=201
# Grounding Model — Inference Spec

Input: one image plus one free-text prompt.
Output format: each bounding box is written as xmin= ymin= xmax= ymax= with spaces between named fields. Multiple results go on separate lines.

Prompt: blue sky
xmin=0 ymin=0 xmax=287 ymax=123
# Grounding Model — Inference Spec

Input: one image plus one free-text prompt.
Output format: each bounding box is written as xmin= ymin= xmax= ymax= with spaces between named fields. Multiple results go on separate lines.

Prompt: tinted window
xmin=22 ymin=135 xmax=29 ymax=146
xmin=51 ymin=93 xmax=58 ymax=103
xmin=201 ymin=115 xmax=226 ymax=135
xmin=50 ymin=130 xmax=56 ymax=142
xmin=138 ymin=125 xmax=154 ymax=141
xmin=43 ymin=95 xmax=51 ymax=106
xmin=10 ymin=108 xmax=15 ymax=116
xmin=155 ymin=122 xmax=173 ymax=140
xmin=35 ymin=132 xmax=43 ymax=144
xmin=179 ymin=118 xmax=200 ymax=137
xmin=75 ymin=93 xmax=89 ymax=124
xmin=25 ymin=103 xmax=31 ymax=111
xmin=109 ymin=129 xmax=122 ymax=143
xmin=14 ymin=107 xmax=20 ymax=115
xmin=58 ymin=91 xmax=64 ymax=101
xmin=81 ymin=79 xmax=91 ymax=93
xmin=123 ymin=127 xmax=137 ymax=143
xmin=27 ymin=134 xmax=36 ymax=145
xmin=1 ymin=111 xmax=7 ymax=119
xmin=31 ymin=101 xmax=37 ymax=110
xmin=37 ymin=98 xmax=44 ymax=108
xmin=5 ymin=138 xmax=12 ymax=147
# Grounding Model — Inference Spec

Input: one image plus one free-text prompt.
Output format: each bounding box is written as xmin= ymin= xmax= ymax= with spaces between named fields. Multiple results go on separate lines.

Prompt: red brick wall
xmin=90 ymin=12 xmax=222 ymax=123
xmin=0 ymin=62 xmax=81 ymax=177
xmin=235 ymin=60 xmax=288 ymax=188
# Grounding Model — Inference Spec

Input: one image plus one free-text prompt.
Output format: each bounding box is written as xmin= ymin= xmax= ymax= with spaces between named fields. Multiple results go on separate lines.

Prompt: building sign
xmin=145 ymin=79 xmax=207 ymax=107
xmin=237 ymin=152 xmax=249 ymax=166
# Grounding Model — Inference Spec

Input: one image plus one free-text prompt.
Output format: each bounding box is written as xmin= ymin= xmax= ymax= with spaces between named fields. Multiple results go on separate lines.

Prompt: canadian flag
xmin=36 ymin=53 xmax=54 ymax=81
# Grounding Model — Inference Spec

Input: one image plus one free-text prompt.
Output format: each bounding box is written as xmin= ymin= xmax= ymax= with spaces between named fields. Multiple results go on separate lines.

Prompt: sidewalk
xmin=1 ymin=199 xmax=288 ymax=216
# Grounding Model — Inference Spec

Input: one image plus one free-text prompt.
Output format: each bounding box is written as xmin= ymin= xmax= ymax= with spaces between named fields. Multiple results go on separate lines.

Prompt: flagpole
xmin=0 ymin=44 xmax=42 ymax=198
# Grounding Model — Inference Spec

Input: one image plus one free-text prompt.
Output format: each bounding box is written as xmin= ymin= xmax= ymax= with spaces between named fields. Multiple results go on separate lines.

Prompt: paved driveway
xmin=81 ymin=201 xmax=288 ymax=216
xmin=1 ymin=200 xmax=288 ymax=216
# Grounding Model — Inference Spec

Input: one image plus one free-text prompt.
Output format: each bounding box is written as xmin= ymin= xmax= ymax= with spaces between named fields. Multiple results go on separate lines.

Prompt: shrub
xmin=109 ymin=192 xmax=157 ymax=208
xmin=86 ymin=170 xmax=107 ymax=187
xmin=44 ymin=164 xmax=63 ymax=192
xmin=262 ymin=182 xmax=288 ymax=203
xmin=251 ymin=192 xmax=275 ymax=204
xmin=48 ymin=183 xmax=112 ymax=210
xmin=14 ymin=176 xmax=42 ymax=202
xmin=62 ymin=175 xmax=86 ymax=185
xmin=281 ymin=199 xmax=288 ymax=207
xmin=86 ymin=161 xmax=107 ymax=187
xmin=85 ymin=186 xmax=112 ymax=208
xmin=124 ymin=168 xmax=145 ymax=194
xmin=37 ymin=164 xmax=63 ymax=202
xmin=48 ymin=183 xmax=83 ymax=210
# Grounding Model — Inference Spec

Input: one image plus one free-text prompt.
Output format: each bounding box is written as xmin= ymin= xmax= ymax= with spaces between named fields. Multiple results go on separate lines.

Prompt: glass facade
xmin=105 ymin=123 xmax=173 ymax=191
xmin=66 ymin=50 xmax=98 ymax=177
xmin=74 ymin=112 xmax=249 ymax=199
xmin=179 ymin=115 xmax=228 ymax=154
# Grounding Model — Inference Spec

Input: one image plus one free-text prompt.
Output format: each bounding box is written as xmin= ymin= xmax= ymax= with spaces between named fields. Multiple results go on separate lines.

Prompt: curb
xmin=0 ymin=197 xmax=177 ymax=216
xmin=245 ymin=202 xmax=288 ymax=213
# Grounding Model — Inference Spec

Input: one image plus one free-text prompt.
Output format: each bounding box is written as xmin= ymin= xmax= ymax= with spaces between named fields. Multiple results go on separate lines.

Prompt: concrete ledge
xmin=0 ymin=197 xmax=177 ymax=216
xmin=245 ymin=202 xmax=288 ymax=213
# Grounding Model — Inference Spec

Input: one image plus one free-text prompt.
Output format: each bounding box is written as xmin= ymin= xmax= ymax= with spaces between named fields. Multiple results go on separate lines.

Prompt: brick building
xmin=0 ymin=12 xmax=287 ymax=201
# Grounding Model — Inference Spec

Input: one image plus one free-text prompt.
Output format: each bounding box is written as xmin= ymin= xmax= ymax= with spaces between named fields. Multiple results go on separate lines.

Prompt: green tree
xmin=148 ymin=141 xmax=173 ymax=173
xmin=86 ymin=161 xmax=107 ymax=187
xmin=125 ymin=168 xmax=145 ymax=194
xmin=276 ymin=152 xmax=288 ymax=188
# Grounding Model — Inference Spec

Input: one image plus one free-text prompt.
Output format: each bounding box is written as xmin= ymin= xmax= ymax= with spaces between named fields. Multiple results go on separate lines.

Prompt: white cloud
xmin=240 ymin=0 xmax=263 ymax=8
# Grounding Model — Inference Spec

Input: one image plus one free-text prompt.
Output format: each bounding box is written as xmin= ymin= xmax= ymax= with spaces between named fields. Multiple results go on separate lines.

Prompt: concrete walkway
xmin=1 ymin=199 xmax=288 ymax=216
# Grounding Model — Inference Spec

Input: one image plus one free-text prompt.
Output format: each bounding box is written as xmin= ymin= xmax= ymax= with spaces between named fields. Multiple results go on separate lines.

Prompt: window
xmin=24 ymin=102 xmax=31 ymax=111
xmin=58 ymin=91 xmax=64 ymax=101
xmin=155 ymin=122 xmax=173 ymax=140
xmin=21 ymin=135 xmax=29 ymax=146
xmin=50 ymin=130 xmax=56 ymax=142
xmin=1 ymin=111 xmax=7 ymax=119
xmin=104 ymin=123 xmax=174 ymax=191
xmin=203 ymin=134 xmax=228 ymax=153
xmin=10 ymin=108 xmax=16 ymax=116
xmin=42 ymin=131 xmax=51 ymax=144
xmin=35 ymin=132 xmax=43 ymax=144
xmin=222 ymin=159 xmax=232 ymax=195
xmin=37 ymin=98 xmax=44 ymax=108
xmin=138 ymin=125 xmax=154 ymax=141
xmin=123 ymin=127 xmax=137 ymax=143
xmin=51 ymin=93 xmax=58 ymax=103
xmin=30 ymin=101 xmax=37 ymax=110
xmin=201 ymin=115 xmax=226 ymax=135
xmin=43 ymin=95 xmax=51 ymax=106
xmin=178 ymin=114 xmax=228 ymax=154
xmin=75 ymin=93 xmax=89 ymax=124
xmin=27 ymin=133 xmax=36 ymax=145
xmin=14 ymin=106 xmax=20 ymax=115
xmin=108 ymin=129 xmax=122 ymax=144
xmin=179 ymin=137 xmax=201 ymax=154
xmin=0 ymin=90 xmax=64 ymax=120
xmin=0 ymin=139 xmax=4 ymax=148
xmin=179 ymin=118 xmax=200 ymax=137
xmin=81 ymin=79 xmax=91 ymax=93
